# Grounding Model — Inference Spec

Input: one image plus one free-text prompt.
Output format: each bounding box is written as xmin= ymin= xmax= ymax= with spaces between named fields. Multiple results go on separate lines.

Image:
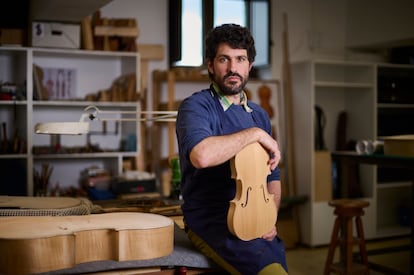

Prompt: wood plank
xmin=138 ymin=44 xmax=164 ymax=60
xmin=167 ymin=71 xmax=176 ymax=157
xmin=95 ymin=26 xmax=139 ymax=37
xmin=81 ymin=16 xmax=94 ymax=50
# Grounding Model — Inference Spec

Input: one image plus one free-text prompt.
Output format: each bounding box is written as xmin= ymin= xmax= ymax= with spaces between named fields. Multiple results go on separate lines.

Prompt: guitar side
xmin=0 ymin=212 xmax=174 ymax=275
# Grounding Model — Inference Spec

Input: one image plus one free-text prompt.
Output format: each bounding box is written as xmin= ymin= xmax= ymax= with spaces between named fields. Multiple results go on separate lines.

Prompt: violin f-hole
xmin=241 ymin=186 xmax=252 ymax=207
xmin=260 ymin=184 xmax=270 ymax=203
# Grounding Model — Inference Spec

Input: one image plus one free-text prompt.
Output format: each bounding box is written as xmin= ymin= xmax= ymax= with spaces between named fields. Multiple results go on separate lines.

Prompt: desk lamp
xmin=34 ymin=105 xmax=177 ymax=135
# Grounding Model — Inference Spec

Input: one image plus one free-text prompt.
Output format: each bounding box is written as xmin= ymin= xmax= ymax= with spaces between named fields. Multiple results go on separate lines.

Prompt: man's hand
xmin=268 ymin=154 xmax=280 ymax=171
xmin=262 ymin=226 xmax=277 ymax=241
xmin=256 ymin=130 xmax=281 ymax=171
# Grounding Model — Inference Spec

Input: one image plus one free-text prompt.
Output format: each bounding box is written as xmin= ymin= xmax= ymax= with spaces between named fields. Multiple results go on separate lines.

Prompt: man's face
xmin=207 ymin=43 xmax=253 ymax=95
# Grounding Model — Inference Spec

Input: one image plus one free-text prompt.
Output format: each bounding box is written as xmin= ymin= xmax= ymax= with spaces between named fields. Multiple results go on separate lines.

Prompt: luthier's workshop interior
xmin=0 ymin=0 xmax=412 ymax=274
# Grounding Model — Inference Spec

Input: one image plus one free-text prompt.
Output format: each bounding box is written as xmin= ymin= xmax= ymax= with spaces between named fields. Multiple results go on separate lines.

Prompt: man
xmin=175 ymin=23 xmax=288 ymax=275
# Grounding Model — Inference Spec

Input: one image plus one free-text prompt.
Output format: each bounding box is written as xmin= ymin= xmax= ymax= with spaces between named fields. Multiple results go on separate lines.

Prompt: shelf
xmin=376 ymin=226 xmax=411 ymax=238
xmin=33 ymin=152 xmax=137 ymax=159
xmin=377 ymin=62 xmax=414 ymax=69
xmin=1 ymin=46 xmax=140 ymax=58
xmin=377 ymin=103 xmax=414 ymax=108
xmin=314 ymin=59 xmax=374 ymax=66
xmin=314 ymin=81 xmax=373 ymax=88
xmin=0 ymin=154 xmax=28 ymax=159
xmin=32 ymin=47 xmax=139 ymax=58
xmin=0 ymin=47 xmax=28 ymax=56
xmin=0 ymin=101 xmax=27 ymax=106
xmin=0 ymin=46 xmax=141 ymax=196
xmin=32 ymin=101 xmax=138 ymax=108
xmin=377 ymin=181 xmax=412 ymax=189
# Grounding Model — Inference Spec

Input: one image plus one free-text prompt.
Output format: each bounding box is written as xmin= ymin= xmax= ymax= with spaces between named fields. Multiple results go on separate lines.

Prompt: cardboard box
xmin=314 ymin=151 xmax=333 ymax=202
xmin=277 ymin=217 xmax=299 ymax=249
xmin=32 ymin=21 xmax=80 ymax=49
xmin=383 ymin=135 xmax=414 ymax=157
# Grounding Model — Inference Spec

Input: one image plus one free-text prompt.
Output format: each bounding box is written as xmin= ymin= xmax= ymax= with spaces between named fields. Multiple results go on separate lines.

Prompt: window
xmin=169 ymin=0 xmax=271 ymax=68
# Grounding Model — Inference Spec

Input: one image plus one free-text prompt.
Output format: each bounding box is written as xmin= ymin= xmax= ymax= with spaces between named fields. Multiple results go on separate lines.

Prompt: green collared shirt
xmin=212 ymin=82 xmax=253 ymax=113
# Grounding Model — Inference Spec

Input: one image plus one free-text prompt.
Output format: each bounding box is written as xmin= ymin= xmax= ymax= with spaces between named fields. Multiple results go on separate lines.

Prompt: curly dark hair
xmin=205 ymin=23 xmax=256 ymax=64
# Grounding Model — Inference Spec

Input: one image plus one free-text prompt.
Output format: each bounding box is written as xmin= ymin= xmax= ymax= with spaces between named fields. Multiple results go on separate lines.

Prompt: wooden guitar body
xmin=0 ymin=212 xmax=174 ymax=275
xmin=227 ymin=142 xmax=278 ymax=241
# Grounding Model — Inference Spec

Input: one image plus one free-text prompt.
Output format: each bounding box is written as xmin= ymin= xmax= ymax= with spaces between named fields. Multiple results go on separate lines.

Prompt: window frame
xmin=168 ymin=0 xmax=271 ymax=69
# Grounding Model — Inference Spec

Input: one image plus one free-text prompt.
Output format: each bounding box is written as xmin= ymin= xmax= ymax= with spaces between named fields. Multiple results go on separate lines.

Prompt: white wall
xmin=346 ymin=0 xmax=414 ymax=49
xmin=100 ymin=0 xmax=167 ymax=45
xmin=100 ymin=0 xmax=169 ymax=72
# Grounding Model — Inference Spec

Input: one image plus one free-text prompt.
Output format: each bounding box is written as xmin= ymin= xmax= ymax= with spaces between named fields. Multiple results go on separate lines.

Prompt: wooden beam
xmin=138 ymin=44 xmax=164 ymax=60
xmin=95 ymin=26 xmax=139 ymax=37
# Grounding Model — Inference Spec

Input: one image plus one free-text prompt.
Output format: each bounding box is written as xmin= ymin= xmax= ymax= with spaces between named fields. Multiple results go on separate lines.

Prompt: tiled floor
xmin=285 ymin=237 xmax=410 ymax=275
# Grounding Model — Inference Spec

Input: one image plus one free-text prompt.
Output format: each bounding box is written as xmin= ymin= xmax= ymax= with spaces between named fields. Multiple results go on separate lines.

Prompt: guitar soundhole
xmin=261 ymin=185 xmax=270 ymax=203
xmin=241 ymin=186 xmax=252 ymax=207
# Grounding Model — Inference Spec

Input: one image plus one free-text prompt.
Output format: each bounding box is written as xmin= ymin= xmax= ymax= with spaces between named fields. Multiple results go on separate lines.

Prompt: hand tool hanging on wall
xmin=334 ymin=111 xmax=362 ymax=198
xmin=1 ymin=122 xmax=9 ymax=153
xmin=314 ymin=105 xmax=327 ymax=150
xmin=335 ymin=111 xmax=347 ymax=151
xmin=332 ymin=111 xmax=347 ymax=198
xmin=12 ymin=128 xmax=20 ymax=153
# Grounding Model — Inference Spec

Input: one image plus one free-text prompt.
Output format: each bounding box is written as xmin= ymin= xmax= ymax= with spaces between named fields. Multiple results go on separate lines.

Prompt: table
xmin=331 ymin=151 xmax=413 ymax=275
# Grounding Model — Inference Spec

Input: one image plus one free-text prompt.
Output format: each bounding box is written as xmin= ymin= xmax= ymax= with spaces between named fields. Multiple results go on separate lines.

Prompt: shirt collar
xmin=212 ymin=83 xmax=253 ymax=113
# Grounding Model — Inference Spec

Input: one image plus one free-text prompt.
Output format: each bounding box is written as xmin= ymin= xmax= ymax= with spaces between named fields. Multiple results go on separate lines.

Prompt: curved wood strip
xmin=0 ymin=196 xmax=83 ymax=209
xmin=0 ymin=212 xmax=174 ymax=275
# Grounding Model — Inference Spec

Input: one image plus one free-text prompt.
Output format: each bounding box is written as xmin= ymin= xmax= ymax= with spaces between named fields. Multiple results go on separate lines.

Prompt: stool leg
xmin=355 ymin=216 xmax=369 ymax=274
xmin=342 ymin=216 xmax=354 ymax=273
xmin=324 ymin=217 xmax=341 ymax=275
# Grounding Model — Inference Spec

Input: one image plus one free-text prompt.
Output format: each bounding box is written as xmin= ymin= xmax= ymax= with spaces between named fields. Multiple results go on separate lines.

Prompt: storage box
xmin=32 ymin=21 xmax=80 ymax=49
xmin=111 ymin=179 xmax=157 ymax=195
xmin=314 ymin=151 xmax=333 ymax=202
xmin=383 ymin=135 xmax=414 ymax=157
xmin=0 ymin=28 xmax=25 ymax=45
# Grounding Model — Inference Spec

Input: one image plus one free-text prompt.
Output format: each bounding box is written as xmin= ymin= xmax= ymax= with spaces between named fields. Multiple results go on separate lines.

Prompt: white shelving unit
xmin=291 ymin=60 xmax=376 ymax=246
xmin=291 ymin=59 xmax=413 ymax=246
xmin=0 ymin=46 xmax=141 ymax=196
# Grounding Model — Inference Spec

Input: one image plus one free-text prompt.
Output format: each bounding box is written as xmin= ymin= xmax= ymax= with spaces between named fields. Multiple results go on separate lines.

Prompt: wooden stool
xmin=324 ymin=199 xmax=370 ymax=275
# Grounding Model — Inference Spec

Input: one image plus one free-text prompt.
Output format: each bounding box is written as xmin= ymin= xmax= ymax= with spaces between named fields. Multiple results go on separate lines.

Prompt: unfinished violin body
xmin=227 ymin=142 xmax=277 ymax=241
xmin=0 ymin=212 xmax=174 ymax=275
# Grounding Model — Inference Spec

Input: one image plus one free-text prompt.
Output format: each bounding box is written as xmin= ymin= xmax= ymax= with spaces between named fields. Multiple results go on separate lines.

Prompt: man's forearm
xmin=189 ymin=127 xmax=264 ymax=168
